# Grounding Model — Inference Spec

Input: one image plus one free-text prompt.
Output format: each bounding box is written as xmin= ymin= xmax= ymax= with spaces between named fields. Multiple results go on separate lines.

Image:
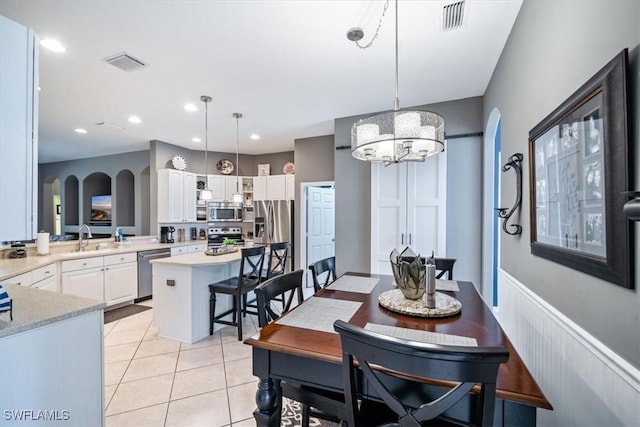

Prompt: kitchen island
xmin=0 ymin=284 xmax=105 ymax=426
xmin=151 ymin=250 xmax=242 ymax=343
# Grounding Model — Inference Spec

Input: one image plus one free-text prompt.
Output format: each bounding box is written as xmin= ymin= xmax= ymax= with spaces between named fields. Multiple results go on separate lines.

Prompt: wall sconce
xmin=496 ymin=153 xmax=523 ymax=236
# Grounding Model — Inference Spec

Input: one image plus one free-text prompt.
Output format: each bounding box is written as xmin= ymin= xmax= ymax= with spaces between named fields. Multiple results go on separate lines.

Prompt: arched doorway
xmin=482 ymin=108 xmax=502 ymax=307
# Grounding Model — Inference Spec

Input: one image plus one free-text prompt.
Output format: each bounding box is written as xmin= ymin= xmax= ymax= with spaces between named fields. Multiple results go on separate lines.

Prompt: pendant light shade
xmin=348 ymin=0 xmax=445 ymax=165
xmin=232 ymin=113 xmax=243 ymax=204
xmin=200 ymin=95 xmax=213 ymax=200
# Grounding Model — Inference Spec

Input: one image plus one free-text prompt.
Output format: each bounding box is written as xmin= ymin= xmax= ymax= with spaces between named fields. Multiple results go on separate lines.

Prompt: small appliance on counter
xmin=160 ymin=226 xmax=176 ymax=243
xmin=191 ymin=227 xmax=198 ymax=240
xmin=199 ymin=228 xmax=207 ymax=240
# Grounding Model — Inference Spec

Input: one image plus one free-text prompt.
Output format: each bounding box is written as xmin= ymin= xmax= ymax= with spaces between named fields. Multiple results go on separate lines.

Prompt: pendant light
xmin=232 ymin=113 xmax=243 ymax=204
xmin=200 ymin=95 xmax=213 ymax=200
xmin=348 ymin=0 xmax=445 ymax=165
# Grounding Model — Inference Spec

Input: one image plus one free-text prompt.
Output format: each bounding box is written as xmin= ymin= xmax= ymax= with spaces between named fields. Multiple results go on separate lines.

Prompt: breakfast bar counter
xmin=151 ymin=251 xmax=242 ymax=343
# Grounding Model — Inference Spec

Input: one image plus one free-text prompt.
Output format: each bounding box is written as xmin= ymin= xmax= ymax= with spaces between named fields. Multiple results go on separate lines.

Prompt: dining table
xmin=245 ymin=272 xmax=552 ymax=426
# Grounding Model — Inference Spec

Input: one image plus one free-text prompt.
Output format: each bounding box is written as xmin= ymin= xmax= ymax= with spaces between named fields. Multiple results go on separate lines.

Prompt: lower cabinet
xmin=61 ymin=253 xmax=137 ymax=306
xmin=4 ymin=264 xmax=58 ymax=292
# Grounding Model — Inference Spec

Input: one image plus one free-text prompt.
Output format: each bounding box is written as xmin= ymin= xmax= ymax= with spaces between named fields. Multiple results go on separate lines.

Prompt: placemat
xmin=378 ymin=289 xmax=462 ymax=318
xmin=328 ymin=276 xmax=380 ymax=294
xmin=436 ymin=279 xmax=460 ymax=292
xmin=275 ymin=297 xmax=362 ymax=333
xmin=365 ymin=323 xmax=478 ymax=347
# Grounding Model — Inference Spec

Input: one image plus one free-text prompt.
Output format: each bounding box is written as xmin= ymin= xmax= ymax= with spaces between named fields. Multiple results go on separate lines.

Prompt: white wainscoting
xmin=498 ymin=269 xmax=640 ymax=426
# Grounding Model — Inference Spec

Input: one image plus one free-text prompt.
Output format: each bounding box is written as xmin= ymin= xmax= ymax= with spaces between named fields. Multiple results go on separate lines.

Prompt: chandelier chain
xmin=355 ymin=0 xmax=391 ymax=50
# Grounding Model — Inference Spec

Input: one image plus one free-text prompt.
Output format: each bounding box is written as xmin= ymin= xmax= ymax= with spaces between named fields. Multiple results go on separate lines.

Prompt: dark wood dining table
xmin=245 ymin=272 xmax=552 ymax=426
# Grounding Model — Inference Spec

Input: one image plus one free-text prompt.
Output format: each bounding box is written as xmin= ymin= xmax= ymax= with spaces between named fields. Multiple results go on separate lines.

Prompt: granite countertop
xmin=150 ymin=250 xmax=243 ymax=266
xmin=0 ymin=240 xmax=209 ymax=281
xmin=0 ymin=283 xmax=105 ymax=338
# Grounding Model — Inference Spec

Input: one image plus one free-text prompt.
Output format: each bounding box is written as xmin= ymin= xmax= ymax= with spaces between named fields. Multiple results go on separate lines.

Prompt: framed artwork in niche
xmin=528 ymin=49 xmax=633 ymax=289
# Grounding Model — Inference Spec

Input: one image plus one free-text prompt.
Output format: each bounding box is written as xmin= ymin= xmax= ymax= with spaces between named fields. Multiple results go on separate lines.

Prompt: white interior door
xmin=306 ymin=186 xmax=335 ymax=276
xmin=407 ymin=151 xmax=447 ymax=257
xmin=371 ymin=163 xmax=406 ymax=275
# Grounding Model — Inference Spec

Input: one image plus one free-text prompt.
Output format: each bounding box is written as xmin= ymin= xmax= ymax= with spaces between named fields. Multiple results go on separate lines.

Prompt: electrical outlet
xmin=166 ymin=279 xmax=176 ymax=287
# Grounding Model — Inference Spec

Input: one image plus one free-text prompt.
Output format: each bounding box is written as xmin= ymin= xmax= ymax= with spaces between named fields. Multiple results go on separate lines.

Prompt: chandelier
xmin=348 ymin=0 xmax=445 ymax=165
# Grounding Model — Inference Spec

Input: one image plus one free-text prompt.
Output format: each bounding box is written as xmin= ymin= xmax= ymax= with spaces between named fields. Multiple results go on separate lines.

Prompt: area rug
xmin=281 ymin=398 xmax=340 ymax=427
xmin=104 ymin=304 xmax=151 ymax=324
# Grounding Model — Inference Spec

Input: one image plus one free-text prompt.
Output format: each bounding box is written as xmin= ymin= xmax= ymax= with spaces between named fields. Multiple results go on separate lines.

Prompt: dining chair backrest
xmin=435 ymin=257 xmax=456 ymax=280
xmin=309 ymin=256 xmax=337 ymax=293
xmin=265 ymin=241 xmax=289 ymax=279
xmin=254 ymin=270 xmax=304 ymax=327
xmin=237 ymin=246 xmax=266 ymax=288
xmin=333 ymin=320 xmax=509 ymax=427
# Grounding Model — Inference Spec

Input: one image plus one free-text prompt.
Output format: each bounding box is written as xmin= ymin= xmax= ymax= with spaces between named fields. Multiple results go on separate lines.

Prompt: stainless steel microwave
xmin=207 ymin=202 xmax=243 ymax=222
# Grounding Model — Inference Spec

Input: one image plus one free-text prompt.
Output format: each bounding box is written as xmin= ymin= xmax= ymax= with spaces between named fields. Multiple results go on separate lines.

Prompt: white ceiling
xmin=0 ymin=0 xmax=522 ymax=164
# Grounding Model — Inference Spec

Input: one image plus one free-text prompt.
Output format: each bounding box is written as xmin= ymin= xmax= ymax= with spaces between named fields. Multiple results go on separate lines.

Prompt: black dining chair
xmin=435 ymin=257 xmax=456 ymax=280
xmin=334 ymin=320 xmax=509 ymax=427
xmin=209 ymin=246 xmax=265 ymax=341
xmin=309 ymin=256 xmax=337 ymax=293
xmin=257 ymin=241 xmax=290 ymax=309
xmin=254 ymin=270 xmax=346 ymax=427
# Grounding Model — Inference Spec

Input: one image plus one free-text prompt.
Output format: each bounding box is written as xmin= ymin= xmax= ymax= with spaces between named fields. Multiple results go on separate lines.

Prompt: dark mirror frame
xmin=528 ymin=49 xmax=633 ymax=289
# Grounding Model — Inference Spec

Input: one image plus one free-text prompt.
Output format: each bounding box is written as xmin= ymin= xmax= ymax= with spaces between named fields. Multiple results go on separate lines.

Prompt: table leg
xmin=254 ymin=378 xmax=281 ymax=427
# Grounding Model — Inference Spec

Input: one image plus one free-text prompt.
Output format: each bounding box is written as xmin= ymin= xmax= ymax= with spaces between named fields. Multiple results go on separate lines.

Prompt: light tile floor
xmin=104 ymin=299 xmax=263 ymax=427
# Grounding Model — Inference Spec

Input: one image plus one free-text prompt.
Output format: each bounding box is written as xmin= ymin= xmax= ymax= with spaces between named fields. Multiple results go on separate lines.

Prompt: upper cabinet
xmin=252 ymin=175 xmax=294 ymax=201
xmin=0 ymin=16 xmax=38 ymax=241
xmin=157 ymin=169 xmax=197 ymax=223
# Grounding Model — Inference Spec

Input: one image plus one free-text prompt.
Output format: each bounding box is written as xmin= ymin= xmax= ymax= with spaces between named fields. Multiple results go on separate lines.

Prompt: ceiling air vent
xmin=103 ymin=52 xmax=147 ymax=72
xmin=443 ymin=1 xmax=465 ymax=31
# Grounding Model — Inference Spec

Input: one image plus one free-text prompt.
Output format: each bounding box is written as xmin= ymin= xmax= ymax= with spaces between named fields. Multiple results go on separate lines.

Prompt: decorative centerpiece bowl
xmin=390 ymin=247 xmax=431 ymax=300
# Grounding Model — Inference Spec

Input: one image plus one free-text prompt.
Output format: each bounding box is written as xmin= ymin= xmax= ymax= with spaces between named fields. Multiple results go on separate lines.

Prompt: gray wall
xmin=484 ymin=0 xmax=640 ymax=367
xmin=38 ymin=150 xmax=150 ymax=237
xmin=334 ymin=97 xmax=484 ymax=285
xmin=293 ymin=134 xmax=335 ymax=270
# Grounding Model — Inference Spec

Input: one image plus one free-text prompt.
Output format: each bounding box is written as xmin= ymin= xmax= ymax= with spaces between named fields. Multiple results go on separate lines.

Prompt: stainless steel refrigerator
xmin=254 ymin=200 xmax=294 ymax=270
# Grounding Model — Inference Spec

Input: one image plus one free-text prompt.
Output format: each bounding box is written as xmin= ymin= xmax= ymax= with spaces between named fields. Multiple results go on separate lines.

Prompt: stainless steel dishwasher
xmin=137 ymin=248 xmax=171 ymax=302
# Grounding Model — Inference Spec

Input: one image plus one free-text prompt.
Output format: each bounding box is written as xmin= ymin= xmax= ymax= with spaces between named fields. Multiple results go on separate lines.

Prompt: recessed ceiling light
xmin=250 ymin=134 xmax=260 ymax=140
xmin=75 ymin=128 xmax=87 ymax=134
xmin=192 ymin=137 xmax=201 ymax=143
xmin=128 ymin=115 xmax=141 ymax=124
xmin=37 ymin=86 xmax=41 ymax=91
xmin=184 ymin=103 xmax=197 ymax=112
xmin=40 ymin=39 xmax=66 ymax=53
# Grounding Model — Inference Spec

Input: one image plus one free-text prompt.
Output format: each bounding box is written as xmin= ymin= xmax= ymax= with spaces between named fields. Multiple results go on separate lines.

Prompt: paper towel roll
xmin=37 ymin=232 xmax=50 ymax=255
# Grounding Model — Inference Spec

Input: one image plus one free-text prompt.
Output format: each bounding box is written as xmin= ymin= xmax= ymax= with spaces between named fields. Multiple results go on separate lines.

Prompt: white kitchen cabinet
xmin=61 ymin=254 xmax=137 ymax=306
xmin=0 ymin=16 xmax=38 ymax=241
xmin=188 ymin=243 xmax=206 ymax=253
xmin=62 ymin=266 xmax=104 ymax=301
xmin=266 ymin=175 xmax=286 ymax=200
xmin=370 ymin=153 xmax=447 ymax=275
xmin=285 ymin=175 xmax=295 ymax=200
xmin=30 ymin=264 xmax=58 ymax=292
xmin=103 ymin=252 xmax=137 ymax=306
xmin=171 ymin=246 xmax=188 ymax=256
xmin=253 ymin=176 xmax=267 ymax=201
xmin=158 ymin=169 xmax=197 ymax=222
xmin=207 ymin=175 xmax=226 ymax=201
xmin=225 ymin=176 xmax=242 ymax=201
xmin=4 ymin=271 xmax=32 ymax=286
xmin=5 ymin=264 xmax=58 ymax=292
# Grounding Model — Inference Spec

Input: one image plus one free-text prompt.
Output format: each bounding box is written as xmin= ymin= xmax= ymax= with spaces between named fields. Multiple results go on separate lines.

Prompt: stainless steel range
xmin=207 ymin=227 xmax=244 ymax=248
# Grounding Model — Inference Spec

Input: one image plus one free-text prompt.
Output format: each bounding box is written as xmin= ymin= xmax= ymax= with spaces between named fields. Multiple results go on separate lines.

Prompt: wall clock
xmin=172 ymin=154 xmax=187 ymax=171
xmin=217 ymin=159 xmax=234 ymax=175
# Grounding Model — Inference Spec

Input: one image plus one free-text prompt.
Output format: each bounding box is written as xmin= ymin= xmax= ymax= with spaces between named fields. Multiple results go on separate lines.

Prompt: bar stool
xmin=209 ymin=246 xmax=265 ymax=341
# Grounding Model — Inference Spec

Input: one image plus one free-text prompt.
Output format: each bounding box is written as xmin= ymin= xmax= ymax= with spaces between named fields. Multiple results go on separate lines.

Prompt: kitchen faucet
xmin=78 ymin=224 xmax=93 ymax=251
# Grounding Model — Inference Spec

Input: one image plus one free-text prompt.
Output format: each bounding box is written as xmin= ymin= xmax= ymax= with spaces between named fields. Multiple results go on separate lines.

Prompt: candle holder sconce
xmin=623 ymin=191 xmax=640 ymax=220
xmin=496 ymin=153 xmax=523 ymax=236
